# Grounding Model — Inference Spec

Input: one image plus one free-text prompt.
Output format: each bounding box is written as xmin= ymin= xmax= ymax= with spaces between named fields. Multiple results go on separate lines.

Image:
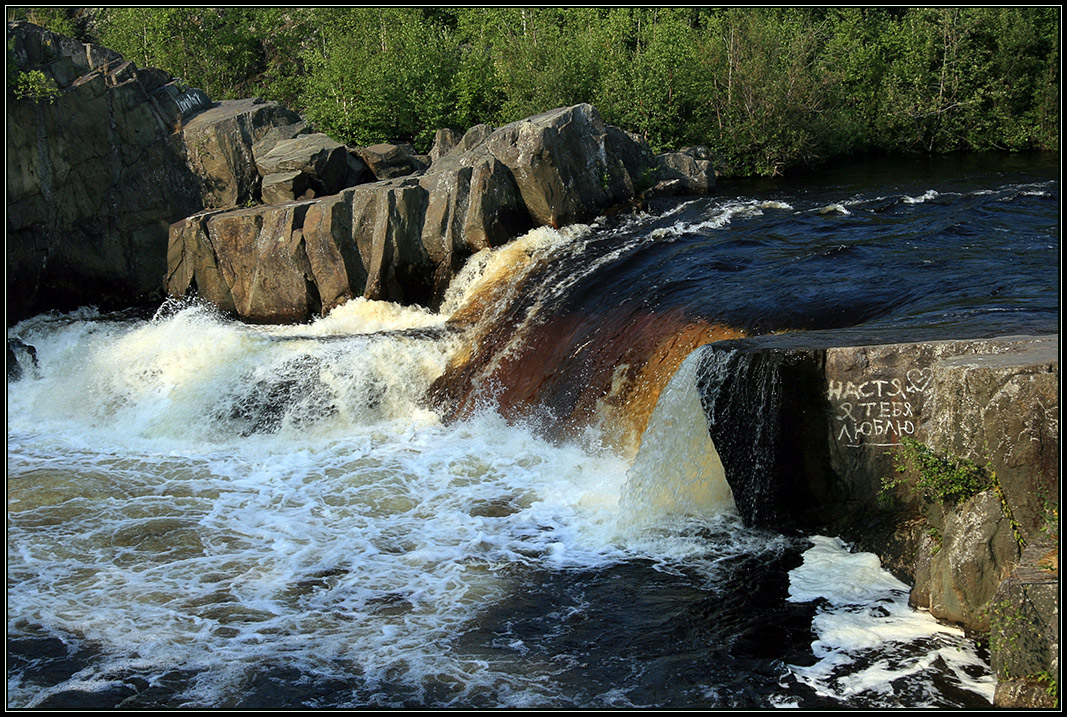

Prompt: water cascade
xmin=9 ymin=155 xmax=1057 ymax=708
xmin=621 ymin=350 xmax=735 ymax=522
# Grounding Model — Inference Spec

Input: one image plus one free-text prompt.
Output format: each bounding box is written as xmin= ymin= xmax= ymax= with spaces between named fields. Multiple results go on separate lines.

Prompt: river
xmin=6 ymin=153 xmax=1058 ymax=708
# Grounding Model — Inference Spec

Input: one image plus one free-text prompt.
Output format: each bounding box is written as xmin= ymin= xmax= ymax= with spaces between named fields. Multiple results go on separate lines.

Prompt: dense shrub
xmin=8 ymin=6 xmax=1059 ymax=174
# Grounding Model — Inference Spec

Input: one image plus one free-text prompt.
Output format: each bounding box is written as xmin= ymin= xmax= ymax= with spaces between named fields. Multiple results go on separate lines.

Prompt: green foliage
xmin=39 ymin=7 xmax=1060 ymax=174
xmin=7 ymin=6 xmax=79 ymax=38
xmin=298 ymin=8 xmax=464 ymax=150
xmin=94 ymin=8 xmax=266 ymax=100
xmin=1033 ymin=671 xmax=1059 ymax=699
xmin=12 ymin=67 xmax=59 ymax=102
xmin=886 ymin=437 xmax=991 ymax=505
xmin=7 ymin=36 xmax=60 ymax=103
xmin=926 ymin=525 xmax=942 ymax=554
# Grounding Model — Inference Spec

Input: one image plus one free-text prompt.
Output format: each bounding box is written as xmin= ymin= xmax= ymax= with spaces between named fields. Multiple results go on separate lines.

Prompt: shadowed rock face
xmin=5 ymin=21 xmax=308 ymax=325
xmin=6 ymin=21 xmax=210 ymax=323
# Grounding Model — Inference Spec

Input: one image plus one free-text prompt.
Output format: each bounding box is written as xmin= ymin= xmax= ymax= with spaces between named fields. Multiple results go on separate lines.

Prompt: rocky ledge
xmin=694 ymin=333 xmax=1059 ymax=707
xmin=8 ymin=20 xmax=715 ymax=326
xmin=164 ymin=103 xmax=714 ymax=322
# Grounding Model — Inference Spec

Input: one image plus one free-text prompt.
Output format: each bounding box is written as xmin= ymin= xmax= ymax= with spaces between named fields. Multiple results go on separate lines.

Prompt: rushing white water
xmin=7 ymin=200 xmax=1008 ymax=707
xmin=6 ymin=228 xmax=756 ymax=708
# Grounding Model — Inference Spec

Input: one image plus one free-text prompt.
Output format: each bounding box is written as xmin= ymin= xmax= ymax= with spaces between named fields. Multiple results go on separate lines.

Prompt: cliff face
xmin=696 ymin=333 xmax=1059 ymax=706
xmin=6 ymin=21 xmax=212 ymax=322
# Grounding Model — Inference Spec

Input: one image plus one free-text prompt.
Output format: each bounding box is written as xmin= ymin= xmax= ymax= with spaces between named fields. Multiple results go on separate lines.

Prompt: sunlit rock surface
xmin=166 ymin=103 xmax=718 ymax=322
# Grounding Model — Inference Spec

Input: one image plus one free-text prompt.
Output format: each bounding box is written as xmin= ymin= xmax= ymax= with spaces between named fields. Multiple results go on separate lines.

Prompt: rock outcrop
xmin=179 ymin=97 xmax=304 ymax=209
xmin=9 ymin=22 xmax=719 ymax=326
xmin=694 ymin=332 xmax=1059 ymax=706
xmin=5 ymin=22 xmax=311 ymax=325
xmin=7 ymin=20 xmax=209 ymax=323
xmin=356 ymin=142 xmax=429 ymax=180
xmin=166 ymin=103 xmax=716 ymax=322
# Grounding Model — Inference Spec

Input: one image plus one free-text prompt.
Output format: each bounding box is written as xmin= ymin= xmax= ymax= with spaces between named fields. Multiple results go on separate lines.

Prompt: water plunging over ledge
xmin=7 ymin=153 xmax=1055 ymax=708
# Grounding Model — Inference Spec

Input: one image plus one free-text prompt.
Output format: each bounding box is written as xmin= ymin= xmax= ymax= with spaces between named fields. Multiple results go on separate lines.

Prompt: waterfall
xmin=620 ymin=350 xmax=736 ymax=522
xmin=12 ymin=163 xmax=1042 ymax=708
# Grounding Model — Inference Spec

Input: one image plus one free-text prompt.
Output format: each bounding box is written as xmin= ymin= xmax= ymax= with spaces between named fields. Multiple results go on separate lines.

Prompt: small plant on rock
xmin=887 ymin=437 xmax=991 ymax=505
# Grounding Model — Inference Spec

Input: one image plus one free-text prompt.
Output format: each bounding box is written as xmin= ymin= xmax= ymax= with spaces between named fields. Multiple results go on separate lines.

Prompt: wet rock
xmin=166 ymin=209 xmax=239 ymax=316
xmin=7 ymin=338 xmax=39 ymax=381
xmin=347 ymin=178 xmax=433 ymax=305
xmin=417 ymin=150 xmax=531 ymax=303
xmin=299 ymin=188 xmax=369 ymax=310
xmin=696 ymin=332 xmax=1058 ymax=700
xmin=167 ymin=203 xmax=319 ymax=323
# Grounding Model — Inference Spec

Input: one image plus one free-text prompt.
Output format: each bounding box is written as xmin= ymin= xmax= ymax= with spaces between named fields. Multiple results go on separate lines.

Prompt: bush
xmin=12 ymin=68 xmax=60 ymax=103
xmin=885 ymin=437 xmax=991 ymax=505
xmin=36 ymin=7 xmax=1061 ymax=174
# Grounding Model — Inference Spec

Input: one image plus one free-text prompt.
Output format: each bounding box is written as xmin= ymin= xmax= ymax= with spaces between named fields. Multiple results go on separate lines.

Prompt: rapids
xmin=7 ymin=153 xmax=1057 ymax=708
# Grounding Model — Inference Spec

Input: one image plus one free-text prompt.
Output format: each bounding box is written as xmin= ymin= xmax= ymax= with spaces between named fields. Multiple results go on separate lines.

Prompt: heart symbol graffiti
xmin=906 ymin=367 xmax=932 ymax=393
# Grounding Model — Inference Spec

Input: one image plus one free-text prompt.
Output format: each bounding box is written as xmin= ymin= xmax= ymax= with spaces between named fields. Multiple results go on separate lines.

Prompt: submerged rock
xmin=7 ymin=338 xmax=39 ymax=381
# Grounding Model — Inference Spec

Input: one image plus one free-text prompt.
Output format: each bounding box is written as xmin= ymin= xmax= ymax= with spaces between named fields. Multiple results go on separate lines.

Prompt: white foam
xmin=650 ymin=200 xmax=768 ymax=239
xmin=903 ymin=189 xmax=940 ymax=204
xmin=816 ymin=204 xmax=851 ymax=216
xmin=785 ymin=536 xmax=994 ymax=706
xmin=7 ymin=308 xmax=794 ymax=707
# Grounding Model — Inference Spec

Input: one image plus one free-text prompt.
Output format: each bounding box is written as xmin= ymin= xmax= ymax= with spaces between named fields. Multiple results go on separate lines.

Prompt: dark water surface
xmin=555 ymin=151 xmax=1058 ymax=338
xmin=7 ymin=153 xmax=1057 ymax=708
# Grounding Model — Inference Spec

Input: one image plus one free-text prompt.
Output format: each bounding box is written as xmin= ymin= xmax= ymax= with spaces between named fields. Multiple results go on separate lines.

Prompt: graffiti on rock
xmin=829 ymin=368 xmax=931 ymax=447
